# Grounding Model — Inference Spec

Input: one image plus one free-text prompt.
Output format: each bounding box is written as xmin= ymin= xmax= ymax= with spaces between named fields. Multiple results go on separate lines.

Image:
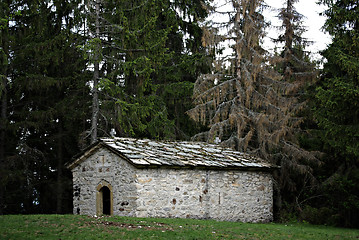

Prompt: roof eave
xmin=66 ymin=138 xmax=280 ymax=171
xmin=66 ymin=140 xmax=141 ymax=170
xmin=66 ymin=141 xmax=105 ymax=170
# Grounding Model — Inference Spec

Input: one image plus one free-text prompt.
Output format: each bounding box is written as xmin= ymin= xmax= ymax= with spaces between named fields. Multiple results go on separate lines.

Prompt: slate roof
xmin=67 ymin=138 xmax=276 ymax=171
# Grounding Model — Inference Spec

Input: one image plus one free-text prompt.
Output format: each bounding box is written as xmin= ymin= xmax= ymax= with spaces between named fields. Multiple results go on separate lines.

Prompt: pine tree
xmin=153 ymin=0 xmax=211 ymax=139
xmin=310 ymin=0 xmax=359 ymax=227
xmin=272 ymin=0 xmax=321 ymax=215
xmin=188 ymin=0 xmax=312 ymax=155
xmin=188 ymin=0 xmax=270 ymax=150
xmin=0 ymin=0 xmax=11 ymax=215
xmin=275 ymin=0 xmax=316 ymax=83
xmin=187 ymin=0 xmax=321 ymax=215
xmin=82 ymin=0 xmax=210 ymax=140
xmin=1 ymin=0 xmax=90 ymax=214
xmin=315 ymin=0 xmax=359 ymax=160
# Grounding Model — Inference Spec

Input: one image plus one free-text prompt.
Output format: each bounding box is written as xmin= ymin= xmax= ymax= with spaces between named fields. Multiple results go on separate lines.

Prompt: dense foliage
xmin=0 ymin=0 xmax=209 ymax=214
xmin=0 ymin=0 xmax=91 ymax=214
xmin=186 ymin=0 xmax=323 ymax=224
xmin=276 ymin=0 xmax=359 ymax=228
xmin=84 ymin=0 xmax=209 ymax=142
xmin=0 ymin=0 xmax=358 ymax=228
xmin=305 ymin=0 xmax=359 ymax=228
xmin=271 ymin=0 xmax=321 ymax=221
xmin=315 ymin=0 xmax=359 ymax=160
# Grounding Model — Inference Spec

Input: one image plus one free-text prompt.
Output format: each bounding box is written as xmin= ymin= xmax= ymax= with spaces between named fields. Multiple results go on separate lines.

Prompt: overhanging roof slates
xmin=104 ymin=138 xmax=276 ymax=170
xmin=67 ymin=137 xmax=278 ymax=170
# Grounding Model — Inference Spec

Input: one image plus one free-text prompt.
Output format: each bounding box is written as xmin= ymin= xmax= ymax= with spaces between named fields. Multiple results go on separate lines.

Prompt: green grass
xmin=0 ymin=215 xmax=358 ymax=239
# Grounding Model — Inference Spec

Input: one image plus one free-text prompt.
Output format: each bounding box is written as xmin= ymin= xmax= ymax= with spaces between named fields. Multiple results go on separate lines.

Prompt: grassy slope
xmin=0 ymin=215 xmax=358 ymax=240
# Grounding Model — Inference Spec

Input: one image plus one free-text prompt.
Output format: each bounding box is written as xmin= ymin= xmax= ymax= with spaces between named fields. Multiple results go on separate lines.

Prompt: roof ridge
xmin=97 ymin=137 xmax=277 ymax=170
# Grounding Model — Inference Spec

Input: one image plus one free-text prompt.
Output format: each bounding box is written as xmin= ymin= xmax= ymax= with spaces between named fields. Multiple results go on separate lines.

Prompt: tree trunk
xmin=0 ymin=79 xmax=6 ymax=169
xmin=0 ymin=73 xmax=7 ymax=215
xmin=91 ymin=0 xmax=100 ymax=144
xmin=0 ymin=3 xmax=9 ymax=214
xmin=56 ymin=120 xmax=64 ymax=214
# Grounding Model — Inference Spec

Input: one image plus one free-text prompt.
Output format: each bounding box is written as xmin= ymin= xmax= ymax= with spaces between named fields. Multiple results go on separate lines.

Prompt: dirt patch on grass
xmin=88 ymin=220 xmax=174 ymax=232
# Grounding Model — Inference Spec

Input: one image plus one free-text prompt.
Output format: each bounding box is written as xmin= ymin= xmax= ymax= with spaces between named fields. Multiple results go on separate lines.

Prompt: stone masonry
xmin=70 ymin=139 xmax=274 ymax=223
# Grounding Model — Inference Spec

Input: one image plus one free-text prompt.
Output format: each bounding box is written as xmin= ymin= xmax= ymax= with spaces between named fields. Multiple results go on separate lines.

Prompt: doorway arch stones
xmin=96 ymin=180 xmax=113 ymax=216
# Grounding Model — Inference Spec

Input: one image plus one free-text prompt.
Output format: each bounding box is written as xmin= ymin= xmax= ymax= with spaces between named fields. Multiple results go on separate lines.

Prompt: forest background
xmin=0 ymin=0 xmax=358 ymax=228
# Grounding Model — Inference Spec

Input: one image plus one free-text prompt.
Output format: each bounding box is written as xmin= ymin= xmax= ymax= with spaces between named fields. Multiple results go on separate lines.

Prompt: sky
xmin=264 ymin=0 xmax=332 ymax=58
xmin=212 ymin=0 xmax=332 ymax=60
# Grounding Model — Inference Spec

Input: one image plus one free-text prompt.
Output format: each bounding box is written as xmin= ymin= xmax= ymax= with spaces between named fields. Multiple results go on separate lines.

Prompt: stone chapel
xmin=66 ymin=138 xmax=276 ymax=222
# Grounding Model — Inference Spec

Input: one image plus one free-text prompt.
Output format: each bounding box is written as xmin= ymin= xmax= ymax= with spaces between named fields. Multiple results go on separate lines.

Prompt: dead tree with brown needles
xmin=187 ymin=0 xmax=321 ymax=215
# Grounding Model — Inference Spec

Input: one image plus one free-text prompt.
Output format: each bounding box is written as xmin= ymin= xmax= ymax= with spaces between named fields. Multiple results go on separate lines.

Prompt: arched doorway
xmin=101 ymin=186 xmax=111 ymax=215
xmin=96 ymin=181 xmax=113 ymax=216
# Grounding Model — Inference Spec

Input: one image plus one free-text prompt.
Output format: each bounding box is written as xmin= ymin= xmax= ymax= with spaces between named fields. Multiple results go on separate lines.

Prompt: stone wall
xmin=135 ymin=168 xmax=273 ymax=222
xmin=72 ymin=148 xmax=138 ymax=216
xmin=71 ymin=147 xmax=273 ymax=222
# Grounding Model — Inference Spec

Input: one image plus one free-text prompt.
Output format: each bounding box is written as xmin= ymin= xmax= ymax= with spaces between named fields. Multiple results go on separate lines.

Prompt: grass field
xmin=0 ymin=214 xmax=358 ymax=239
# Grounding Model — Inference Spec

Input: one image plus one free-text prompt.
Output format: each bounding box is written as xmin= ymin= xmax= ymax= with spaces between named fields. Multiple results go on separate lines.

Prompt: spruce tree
xmin=188 ymin=0 xmax=315 ymax=156
xmin=187 ymin=0 xmax=321 ymax=216
xmin=154 ymin=0 xmax=211 ymax=139
xmin=83 ymin=0 xmax=210 ymax=140
xmin=0 ymin=0 xmax=11 ymax=215
xmin=1 ymin=0 xmax=90 ymax=214
xmin=315 ymin=0 xmax=359 ymax=160
xmin=310 ymin=0 xmax=359 ymax=227
xmin=272 ymin=0 xmax=321 ymax=215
